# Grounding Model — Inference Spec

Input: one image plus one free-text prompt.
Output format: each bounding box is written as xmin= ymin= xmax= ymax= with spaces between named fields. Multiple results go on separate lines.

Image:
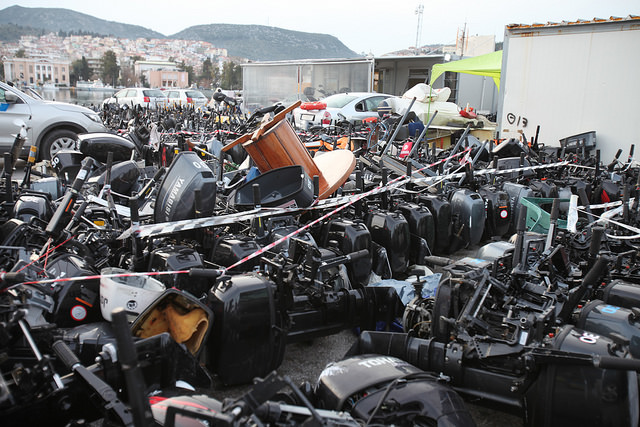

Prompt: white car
xmin=0 ymin=81 xmax=106 ymax=160
xmin=165 ymin=89 xmax=208 ymax=109
xmin=102 ymin=87 xmax=168 ymax=110
xmin=292 ymin=92 xmax=392 ymax=130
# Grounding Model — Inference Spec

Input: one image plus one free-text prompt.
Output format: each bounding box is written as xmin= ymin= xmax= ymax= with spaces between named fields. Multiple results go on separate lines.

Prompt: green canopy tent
xmin=430 ymin=50 xmax=503 ymax=90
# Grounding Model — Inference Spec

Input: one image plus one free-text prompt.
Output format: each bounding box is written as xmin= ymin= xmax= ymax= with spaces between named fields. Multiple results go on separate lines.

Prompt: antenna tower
xmin=415 ymin=4 xmax=424 ymax=49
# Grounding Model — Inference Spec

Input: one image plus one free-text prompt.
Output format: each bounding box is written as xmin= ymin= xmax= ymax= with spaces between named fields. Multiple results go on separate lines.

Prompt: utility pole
xmin=459 ymin=22 xmax=467 ymax=57
xmin=415 ymin=4 xmax=424 ymax=50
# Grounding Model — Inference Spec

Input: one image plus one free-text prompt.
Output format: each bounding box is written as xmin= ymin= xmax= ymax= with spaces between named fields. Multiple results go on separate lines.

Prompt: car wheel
xmin=40 ymin=129 xmax=78 ymax=160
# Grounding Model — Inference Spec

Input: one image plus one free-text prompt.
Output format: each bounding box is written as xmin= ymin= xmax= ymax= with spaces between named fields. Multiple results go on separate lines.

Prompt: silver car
xmin=165 ymin=89 xmax=208 ymax=109
xmin=0 ymin=81 xmax=107 ymax=160
xmin=292 ymin=92 xmax=392 ymax=130
xmin=102 ymin=87 xmax=168 ymax=110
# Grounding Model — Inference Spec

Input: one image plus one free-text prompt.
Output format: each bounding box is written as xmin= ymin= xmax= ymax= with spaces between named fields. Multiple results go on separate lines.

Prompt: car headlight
xmin=84 ymin=112 xmax=103 ymax=125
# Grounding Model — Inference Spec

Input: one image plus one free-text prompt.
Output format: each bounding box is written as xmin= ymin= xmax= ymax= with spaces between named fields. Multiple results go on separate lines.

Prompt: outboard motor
xmin=154 ymin=151 xmax=217 ymax=223
xmin=364 ymin=210 xmax=410 ymax=277
xmin=77 ymin=132 xmax=139 ymax=163
xmin=449 ymin=188 xmax=486 ymax=250
xmin=419 ymin=194 xmax=452 ymax=255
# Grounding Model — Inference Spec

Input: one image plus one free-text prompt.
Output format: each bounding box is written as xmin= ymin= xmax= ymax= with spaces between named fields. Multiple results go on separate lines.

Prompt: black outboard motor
xmin=449 ymin=188 xmax=486 ymax=250
xmin=207 ymin=272 xmax=285 ymax=385
xmin=77 ymin=132 xmax=139 ymax=163
xmin=315 ymin=355 xmax=476 ymax=426
xmin=319 ymin=218 xmax=373 ymax=287
xmin=419 ymin=194 xmax=452 ymax=255
xmin=94 ymin=160 xmax=141 ymax=197
xmin=364 ymin=210 xmax=410 ymax=277
xmin=154 ymin=151 xmax=217 ymax=223
xmin=478 ymin=185 xmax=511 ymax=239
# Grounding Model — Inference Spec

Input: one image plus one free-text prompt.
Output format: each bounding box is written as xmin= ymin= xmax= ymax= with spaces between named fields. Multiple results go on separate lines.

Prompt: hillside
xmin=0 ymin=5 xmax=166 ymax=40
xmin=0 ymin=5 xmax=360 ymax=61
xmin=171 ymin=24 xmax=359 ymax=60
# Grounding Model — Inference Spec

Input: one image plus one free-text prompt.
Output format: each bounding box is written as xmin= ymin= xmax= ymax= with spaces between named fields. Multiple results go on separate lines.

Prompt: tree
xmin=101 ymin=50 xmax=120 ymax=87
xmin=70 ymin=56 xmax=91 ymax=86
xmin=198 ymin=58 xmax=214 ymax=88
xmin=178 ymin=61 xmax=195 ymax=87
xmin=0 ymin=59 xmax=4 ymax=81
xmin=15 ymin=48 xmax=26 ymax=58
xmin=220 ymin=61 xmax=242 ymax=90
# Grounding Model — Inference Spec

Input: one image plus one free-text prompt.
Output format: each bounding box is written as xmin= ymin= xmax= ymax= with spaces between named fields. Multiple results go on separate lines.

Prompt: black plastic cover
xmin=397 ymin=202 xmax=435 ymax=263
xmin=449 ymin=188 xmax=486 ymax=247
xmin=364 ymin=210 xmax=409 ymax=276
xmin=602 ymin=280 xmax=640 ymax=309
xmin=320 ymin=219 xmax=372 ymax=287
xmin=525 ymin=325 xmax=639 ymax=427
xmin=419 ymin=195 xmax=452 ymax=255
xmin=232 ymin=165 xmax=314 ymax=210
xmin=45 ymin=253 xmax=102 ymax=328
xmin=154 ymin=151 xmax=216 ymax=223
xmin=206 ymin=273 xmax=284 ymax=385
xmin=95 ymin=160 xmax=141 ymax=196
xmin=315 ymin=355 xmax=423 ymax=410
xmin=78 ymin=132 xmax=138 ymax=163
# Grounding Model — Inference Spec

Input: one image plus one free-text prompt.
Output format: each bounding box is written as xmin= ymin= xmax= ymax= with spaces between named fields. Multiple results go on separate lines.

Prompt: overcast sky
xmin=7 ymin=1 xmax=639 ymax=55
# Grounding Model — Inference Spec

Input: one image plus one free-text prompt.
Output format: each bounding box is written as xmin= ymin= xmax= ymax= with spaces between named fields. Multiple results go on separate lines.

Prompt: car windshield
xmin=324 ymin=94 xmax=359 ymax=108
xmin=186 ymin=91 xmax=205 ymax=98
xmin=143 ymin=89 xmax=166 ymax=98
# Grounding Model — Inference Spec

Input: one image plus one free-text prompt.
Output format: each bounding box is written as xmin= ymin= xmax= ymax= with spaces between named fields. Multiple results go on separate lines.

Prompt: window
xmin=364 ymin=96 xmax=388 ymax=111
xmin=406 ymin=68 xmax=430 ymax=92
xmin=444 ymin=71 xmax=458 ymax=103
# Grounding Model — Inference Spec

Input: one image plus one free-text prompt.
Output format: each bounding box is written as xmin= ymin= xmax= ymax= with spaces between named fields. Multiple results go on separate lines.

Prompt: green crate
xmin=521 ymin=197 xmax=569 ymax=234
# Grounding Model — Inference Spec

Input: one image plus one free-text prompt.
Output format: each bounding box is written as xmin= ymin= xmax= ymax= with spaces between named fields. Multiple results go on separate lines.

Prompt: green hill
xmin=0 ymin=5 xmax=360 ymax=61
xmin=0 ymin=5 xmax=165 ymax=39
xmin=170 ymin=24 xmax=359 ymax=60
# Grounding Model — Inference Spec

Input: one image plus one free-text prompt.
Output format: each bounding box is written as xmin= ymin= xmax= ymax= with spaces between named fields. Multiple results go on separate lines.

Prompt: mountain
xmin=170 ymin=24 xmax=359 ymax=60
xmin=0 ymin=5 xmax=360 ymax=61
xmin=0 ymin=5 xmax=164 ymax=39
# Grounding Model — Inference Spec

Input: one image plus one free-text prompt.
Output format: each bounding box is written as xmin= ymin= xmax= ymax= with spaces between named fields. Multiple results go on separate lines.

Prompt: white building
xmin=498 ymin=16 xmax=640 ymax=162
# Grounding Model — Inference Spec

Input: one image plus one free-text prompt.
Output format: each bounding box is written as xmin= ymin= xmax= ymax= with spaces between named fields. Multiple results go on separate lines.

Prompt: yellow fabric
xmin=430 ymin=50 xmax=503 ymax=90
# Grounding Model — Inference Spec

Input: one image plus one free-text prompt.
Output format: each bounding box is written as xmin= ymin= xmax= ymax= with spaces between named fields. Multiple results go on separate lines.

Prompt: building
xmin=134 ymin=60 xmax=188 ymax=88
xmin=498 ymin=15 xmax=640 ymax=162
xmin=241 ymin=53 xmax=498 ymax=117
xmin=3 ymin=57 xmax=70 ymax=86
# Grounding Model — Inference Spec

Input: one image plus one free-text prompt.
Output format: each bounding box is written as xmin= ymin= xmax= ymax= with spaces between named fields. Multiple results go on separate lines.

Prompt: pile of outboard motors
xmin=1 ymin=102 xmax=640 ymax=426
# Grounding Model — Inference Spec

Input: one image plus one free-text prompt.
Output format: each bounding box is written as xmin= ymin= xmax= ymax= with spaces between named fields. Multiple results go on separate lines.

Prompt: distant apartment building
xmin=85 ymin=57 xmax=105 ymax=79
xmin=3 ymin=57 xmax=70 ymax=86
xmin=134 ymin=60 xmax=188 ymax=88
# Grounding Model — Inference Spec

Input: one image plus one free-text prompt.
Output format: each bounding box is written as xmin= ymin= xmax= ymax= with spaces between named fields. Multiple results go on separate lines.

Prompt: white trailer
xmin=498 ymin=16 xmax=640 ymax=163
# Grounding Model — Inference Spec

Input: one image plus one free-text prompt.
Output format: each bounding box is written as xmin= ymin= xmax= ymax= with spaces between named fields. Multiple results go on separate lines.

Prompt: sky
xmin=5 ymin=1 xmax=639 ymax=56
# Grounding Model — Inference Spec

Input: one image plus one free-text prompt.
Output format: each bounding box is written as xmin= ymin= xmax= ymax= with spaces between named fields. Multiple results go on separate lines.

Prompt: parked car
xmin=292 ymin=92 xmax=393 ymax=130
xmin=102 ymin=87 xmax=168 ymax=110
xmin=165 ymin=89 xmax=208 ymax=108
xmin=0 ymin=81 xmax=107 ymax=160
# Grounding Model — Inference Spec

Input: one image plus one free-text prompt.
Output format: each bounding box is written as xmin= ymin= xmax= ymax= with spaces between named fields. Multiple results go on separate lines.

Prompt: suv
xmin=165 ymin=89 xmax=208 ymax=108
xmin=0 ymin=81 xmax=107 ymax=160
xmin=102 ymin=87 xmax=168 ymax=110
